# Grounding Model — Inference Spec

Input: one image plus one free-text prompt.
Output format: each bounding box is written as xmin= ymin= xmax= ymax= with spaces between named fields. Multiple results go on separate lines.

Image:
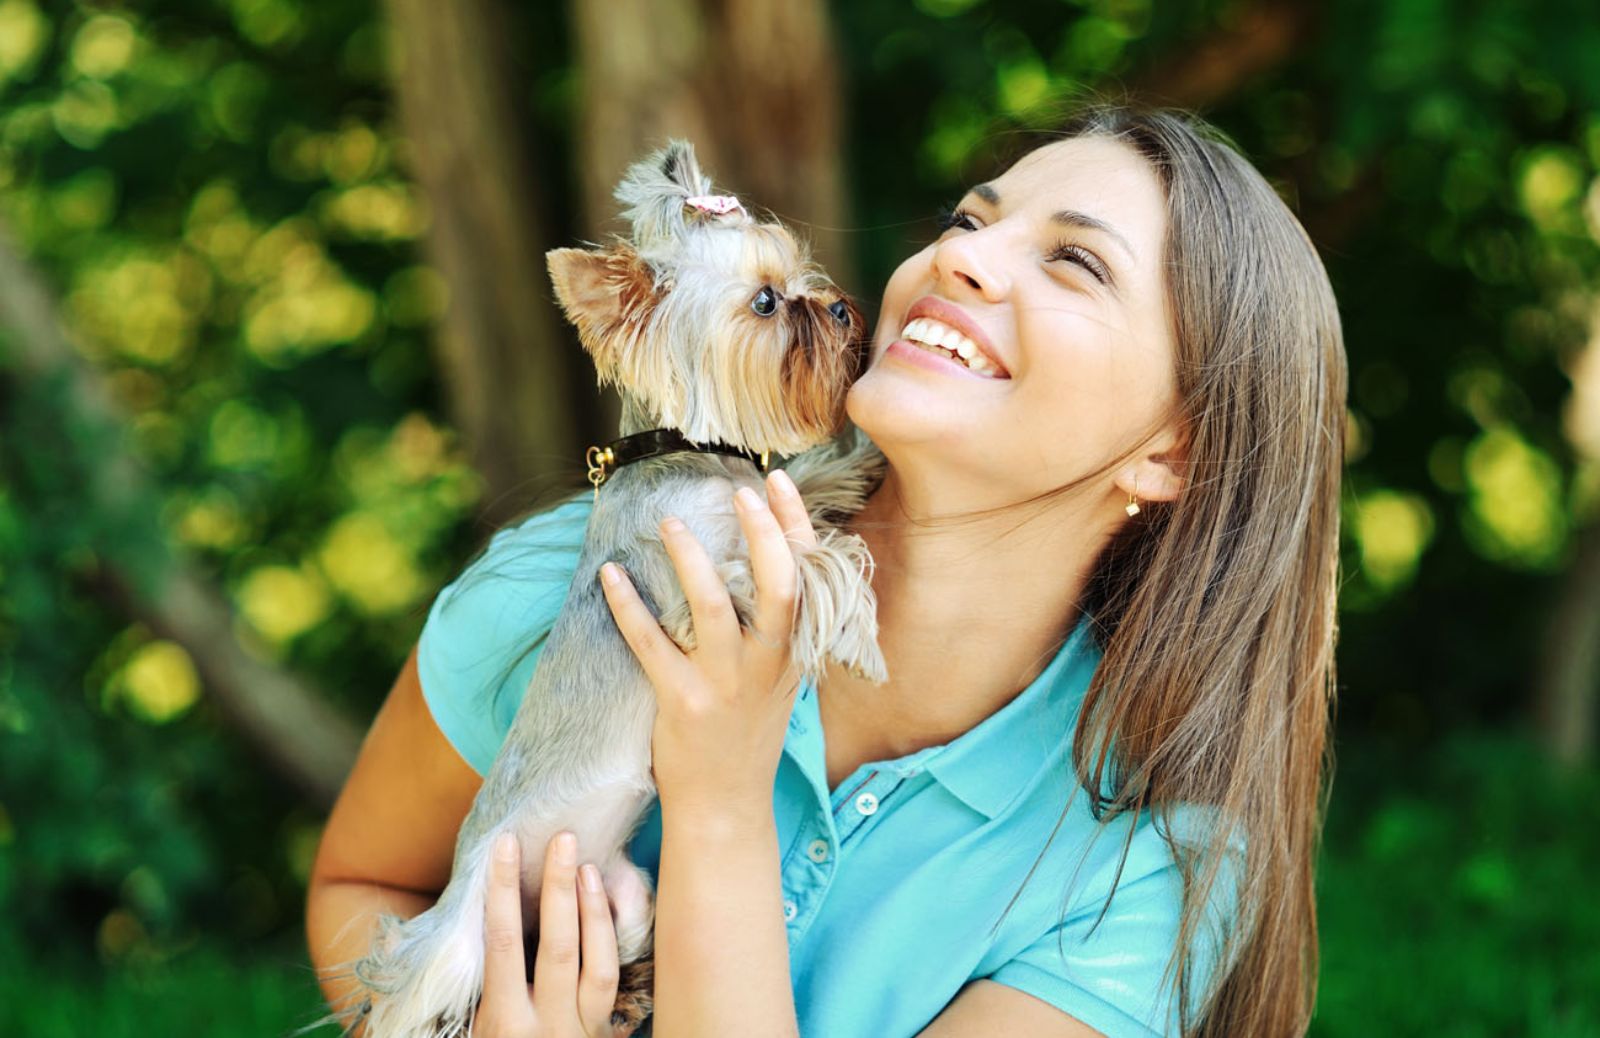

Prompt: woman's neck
xmin=818 ymin=466 xmax=1113 ymax=765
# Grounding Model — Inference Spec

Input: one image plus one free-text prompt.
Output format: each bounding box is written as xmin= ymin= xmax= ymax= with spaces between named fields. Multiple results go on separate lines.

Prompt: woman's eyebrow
xmin=1051 ymin=209 xmax=1137 ymax=264
xmin=969 ymin=182 xmax=1137 ymax=264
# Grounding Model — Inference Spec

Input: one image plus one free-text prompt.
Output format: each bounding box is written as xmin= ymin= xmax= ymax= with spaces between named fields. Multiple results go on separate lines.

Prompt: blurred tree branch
xmin=385 ymin=0 xmax=588 ymax=529
xmin=0 ymin=227 xmax=361 ymax=810
xmin=1131 ymin=0 xmax=1317 ymax=110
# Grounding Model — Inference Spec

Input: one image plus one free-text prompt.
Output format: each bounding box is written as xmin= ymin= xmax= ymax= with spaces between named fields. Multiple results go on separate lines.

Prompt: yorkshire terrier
xmin=319 ymin=141 xmax=889 ymax=1037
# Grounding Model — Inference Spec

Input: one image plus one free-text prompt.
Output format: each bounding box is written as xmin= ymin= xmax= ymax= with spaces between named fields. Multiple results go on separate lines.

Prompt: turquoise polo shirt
xmin=418 ymin=492 xmax=1238 ymax=1037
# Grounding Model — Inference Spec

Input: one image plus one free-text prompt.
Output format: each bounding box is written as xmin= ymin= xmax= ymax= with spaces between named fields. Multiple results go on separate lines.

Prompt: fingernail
xmin=495 ymin=832 xmax=516 ymax=862
xmin=735 ymin=486 xmax=762 ymax=510
xmin=556 ymin=831 xmax=576 ymax=862
xmin=769 ymin=469 xmax=795 ymax=495
xmin=661 ymin=516 xmax=685 ymax=534
xmin=600 ymin=562 xmax=621 ymax=586
xmin=581 ymin=863 xmax=602 ymax=893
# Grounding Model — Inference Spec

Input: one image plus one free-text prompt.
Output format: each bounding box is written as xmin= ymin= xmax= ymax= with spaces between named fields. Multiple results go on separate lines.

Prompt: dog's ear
xmin=547 ymin=244 xmax=660 ymax=383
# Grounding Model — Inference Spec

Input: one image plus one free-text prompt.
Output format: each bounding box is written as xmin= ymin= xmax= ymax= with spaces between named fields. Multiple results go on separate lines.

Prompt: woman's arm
xmin=652 ymin=805 xmax=797 ymax=1038
xmin=305 ymin=644 xmax=485 ymax=1022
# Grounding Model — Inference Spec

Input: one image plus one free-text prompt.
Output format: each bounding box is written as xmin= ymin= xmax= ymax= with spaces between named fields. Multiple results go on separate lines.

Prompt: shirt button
xmin=855 ymin=792 xmax=879 ymax=816
xmin=806 ymin=838 xmax=831 ymax=863
xmin=783 ymin=899 xmax=798 ymax=921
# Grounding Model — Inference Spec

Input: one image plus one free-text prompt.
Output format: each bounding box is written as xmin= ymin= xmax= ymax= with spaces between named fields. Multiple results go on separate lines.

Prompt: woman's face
xmin=846 ymin=135 xmax=1185 ymax=512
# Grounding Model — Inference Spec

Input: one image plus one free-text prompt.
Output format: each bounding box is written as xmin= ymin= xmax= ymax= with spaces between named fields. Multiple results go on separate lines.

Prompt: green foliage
xmin=0 ymin=0 xmax=479 ymax=972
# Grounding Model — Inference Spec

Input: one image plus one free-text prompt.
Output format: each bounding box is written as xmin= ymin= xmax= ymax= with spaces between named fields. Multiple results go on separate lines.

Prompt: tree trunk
xmin=568 ymin=0 xmax=853 ymax=284
xmin=0 ymin=227 xmax=362 ymax=810
xmin=1535 ymin=311 xmax=1600 ymax=767
xmin=1534 ymin=517 xmax=1600 ymax=766
xmin=385 ymin=0 xmax=587 ymax=529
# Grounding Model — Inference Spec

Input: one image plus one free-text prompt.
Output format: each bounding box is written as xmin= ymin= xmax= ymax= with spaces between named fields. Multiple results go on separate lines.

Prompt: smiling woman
xmin=835 ymin=105 xmax=1346 ymax=1036
xmin=306 ymin=101 xmax=1345 ymax=1038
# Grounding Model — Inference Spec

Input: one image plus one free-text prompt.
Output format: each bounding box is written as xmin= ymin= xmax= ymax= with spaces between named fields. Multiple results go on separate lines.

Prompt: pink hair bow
xmin=685 ymin=194 xmax=747 ymax=217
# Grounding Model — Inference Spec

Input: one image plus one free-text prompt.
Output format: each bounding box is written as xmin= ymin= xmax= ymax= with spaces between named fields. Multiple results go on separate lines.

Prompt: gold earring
xmin=1125 ymin=473 xmax=1140 ymax=517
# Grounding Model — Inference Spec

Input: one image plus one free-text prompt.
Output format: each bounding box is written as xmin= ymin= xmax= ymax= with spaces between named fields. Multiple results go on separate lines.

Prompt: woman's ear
xmin=1120 ymin=459 xmax=1184 ymax=505
xmin=546 ymin=244 xmax=660 ymax=384
xmin=1118 ymin=417 xmax=1190 ymax=505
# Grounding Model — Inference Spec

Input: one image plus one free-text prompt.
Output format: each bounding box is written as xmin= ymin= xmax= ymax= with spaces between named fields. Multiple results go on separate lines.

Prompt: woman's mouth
xmin=888 ymin=317 xmax=1008 ymax=379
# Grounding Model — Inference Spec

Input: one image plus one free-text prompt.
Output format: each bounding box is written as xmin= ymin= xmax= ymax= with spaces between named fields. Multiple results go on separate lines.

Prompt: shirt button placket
xmin=781 ymin=808 xmax=839 ymax=940
xmin=831 ymin=770 xmax=903 ymax=847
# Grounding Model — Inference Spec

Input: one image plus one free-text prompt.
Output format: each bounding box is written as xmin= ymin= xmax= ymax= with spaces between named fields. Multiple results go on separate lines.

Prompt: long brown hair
xmin=1015 ymin=102 xmax=1346 ymax=1036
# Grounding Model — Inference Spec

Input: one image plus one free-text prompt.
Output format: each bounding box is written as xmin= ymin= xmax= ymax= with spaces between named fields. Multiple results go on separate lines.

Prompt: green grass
xmin=0 ymin=937 xmax=340 ymax=1038
xmin=1310 ymin=731 xmax=1600 ymax=1037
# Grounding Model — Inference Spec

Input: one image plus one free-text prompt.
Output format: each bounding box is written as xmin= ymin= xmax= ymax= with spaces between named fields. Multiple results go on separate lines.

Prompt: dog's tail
xmin=293 ymin=837 xmax=499 ymax=1038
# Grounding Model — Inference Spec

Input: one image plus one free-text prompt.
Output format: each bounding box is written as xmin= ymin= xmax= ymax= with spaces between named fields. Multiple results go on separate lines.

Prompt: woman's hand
xmin=475 ymin=830 xmax=634 ymax=1038
xmin=598 ymin=467 xmax=819 ymax=823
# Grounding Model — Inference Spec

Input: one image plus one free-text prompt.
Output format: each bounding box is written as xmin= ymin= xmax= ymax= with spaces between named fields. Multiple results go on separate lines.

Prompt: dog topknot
xmin=614 ymin=139 xmax=750 ymax=256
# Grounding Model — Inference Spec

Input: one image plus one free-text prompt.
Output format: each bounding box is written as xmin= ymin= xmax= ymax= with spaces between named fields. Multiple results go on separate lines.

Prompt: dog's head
xmin=547 ymin=140 xmax=865 ymax=456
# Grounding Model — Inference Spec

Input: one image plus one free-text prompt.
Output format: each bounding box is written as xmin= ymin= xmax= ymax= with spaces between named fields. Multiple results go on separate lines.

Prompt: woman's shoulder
xmin=981 ymin=798 xmax=1247 ymax=1036
xmin=415 ymin=490 xmax=595 ymax=776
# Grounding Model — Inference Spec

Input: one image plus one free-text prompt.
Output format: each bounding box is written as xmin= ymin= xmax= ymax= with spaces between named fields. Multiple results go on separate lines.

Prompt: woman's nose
xmin=931 ymin=229 xmax=1009 ymax=302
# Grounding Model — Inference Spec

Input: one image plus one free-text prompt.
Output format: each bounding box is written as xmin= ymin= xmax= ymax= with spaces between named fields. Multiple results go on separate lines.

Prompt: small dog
xmin=321 ymin=141 xmax=889 ymax=1037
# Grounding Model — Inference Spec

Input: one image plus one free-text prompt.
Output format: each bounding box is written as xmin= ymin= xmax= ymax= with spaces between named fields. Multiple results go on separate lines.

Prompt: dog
xmin=319 ymin=140 xmax=890 ymax=1037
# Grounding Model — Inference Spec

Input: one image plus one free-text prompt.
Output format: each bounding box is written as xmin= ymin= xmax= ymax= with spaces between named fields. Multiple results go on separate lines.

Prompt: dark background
xmin=1 ymin=1 xmax=1597 ymax=1034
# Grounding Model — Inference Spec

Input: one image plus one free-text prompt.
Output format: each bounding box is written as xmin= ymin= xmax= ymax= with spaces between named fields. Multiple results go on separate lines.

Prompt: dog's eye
xmin=751 ymin=285 xmax=779 ymax=317
xmin=828 ymin=299 xmax=851 ymax=325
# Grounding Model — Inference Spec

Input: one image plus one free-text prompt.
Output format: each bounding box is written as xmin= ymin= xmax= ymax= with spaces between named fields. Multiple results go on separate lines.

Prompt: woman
xmin=306 ymin=102 xmax=1346 ymax=1038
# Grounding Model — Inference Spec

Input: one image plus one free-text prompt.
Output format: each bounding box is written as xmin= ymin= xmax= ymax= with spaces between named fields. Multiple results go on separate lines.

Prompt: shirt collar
xmin=922 ymin=610 xmax=1102 ymax=819
xmin=785 ymin=610 xmax=1103 ymax=821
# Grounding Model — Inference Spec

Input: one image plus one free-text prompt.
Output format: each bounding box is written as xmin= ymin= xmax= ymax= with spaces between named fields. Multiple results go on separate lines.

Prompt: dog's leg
xmin=790 ymin=529 xmax=889 ymax=684
xmin=344 ymin=706 xmax=656 ymax=1036
xmin=690 ymin=528 xmax=886 ymax=687
xmin=342 ymin=773 xmax=656 ymax=1038
xmin=601 ymin=859 xmax=657 ymax=1034
xmin=779 ymin=424 xmax=888 ymax=527
xmin=772 ymin=430 xmax=890 ymax=683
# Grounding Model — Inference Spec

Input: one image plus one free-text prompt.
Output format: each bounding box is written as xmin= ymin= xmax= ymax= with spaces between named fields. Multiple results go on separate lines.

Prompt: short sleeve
xmin=416 ymin=492 xmax=594 ymax=776
xmin=986 ymin=817 xmax=1243 ymax=1037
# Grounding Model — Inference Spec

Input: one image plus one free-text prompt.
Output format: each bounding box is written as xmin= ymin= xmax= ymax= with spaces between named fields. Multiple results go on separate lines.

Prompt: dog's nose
xmin=828 ymin=300 xmax=851 ymax=325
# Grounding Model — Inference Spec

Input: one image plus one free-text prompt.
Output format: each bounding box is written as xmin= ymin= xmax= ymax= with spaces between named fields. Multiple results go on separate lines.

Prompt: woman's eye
xmin=751 ymin=285 xmax=779 ymax=316
xmin=1047 ymin=242 xmax=1111 ymax=286
xmin=936 ymin=207 xmax=979 ymax=233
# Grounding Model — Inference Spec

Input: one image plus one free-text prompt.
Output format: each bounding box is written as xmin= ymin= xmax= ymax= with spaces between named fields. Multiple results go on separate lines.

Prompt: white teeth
xmin=899 ymin=315 xmax=1004 ymax=377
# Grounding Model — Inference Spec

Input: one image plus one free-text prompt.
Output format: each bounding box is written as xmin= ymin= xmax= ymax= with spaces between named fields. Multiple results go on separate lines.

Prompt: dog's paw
xmin=830 ymin=620 xmax=889 ymax=685
xmin=613 ymin=954 xmax=655 ymax=1035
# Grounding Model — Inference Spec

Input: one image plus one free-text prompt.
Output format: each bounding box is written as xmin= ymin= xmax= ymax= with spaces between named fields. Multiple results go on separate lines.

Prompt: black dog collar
xmin=585 ymin=429 xmax=770 ymax=500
